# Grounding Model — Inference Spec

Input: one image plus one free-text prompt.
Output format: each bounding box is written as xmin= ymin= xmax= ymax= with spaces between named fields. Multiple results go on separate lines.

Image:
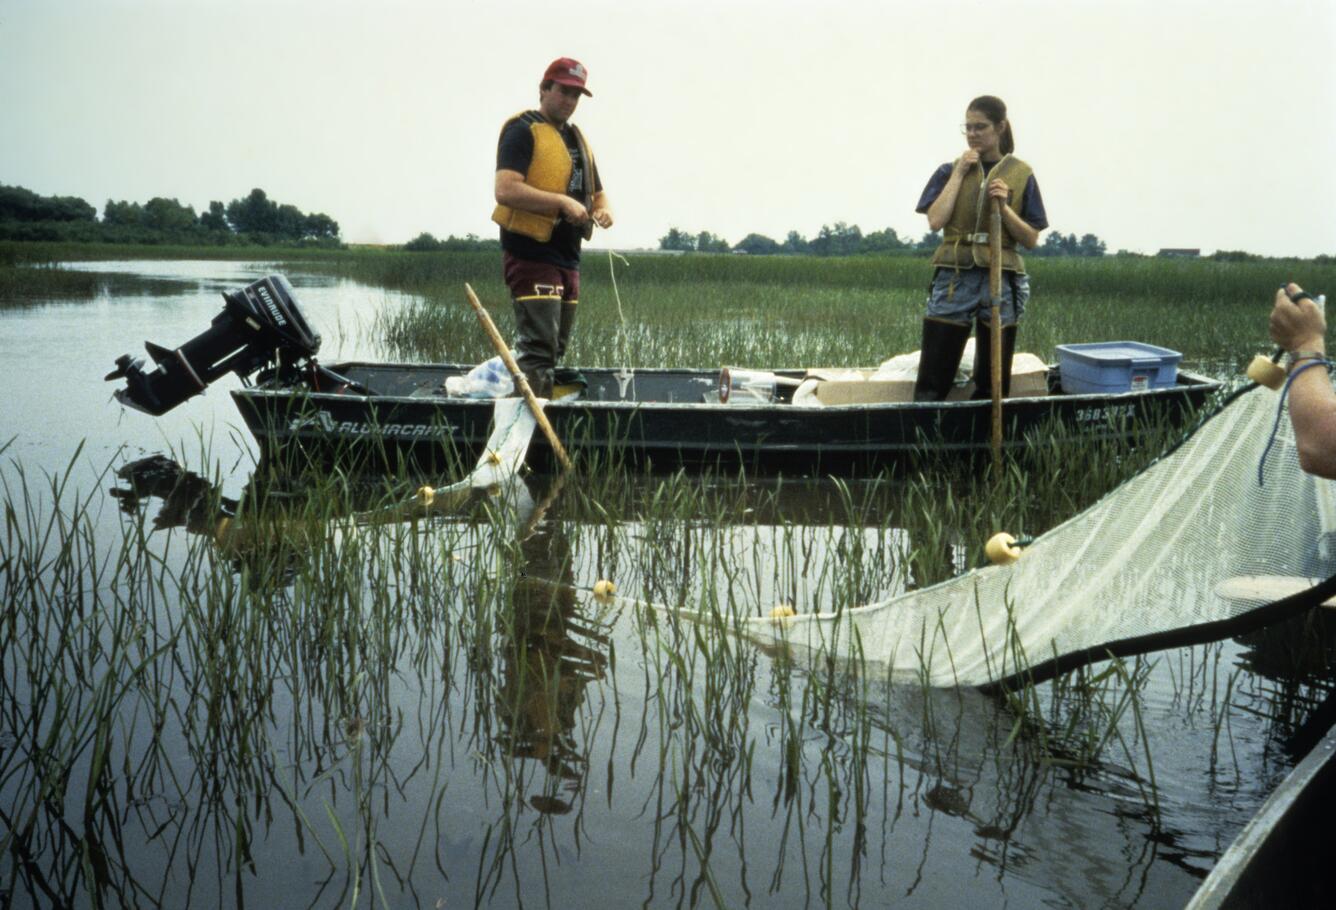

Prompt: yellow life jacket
xmin=491 ymin=112 xmax=596 ymax=243
xmin=930 ymin=154 xmax=1034 ymax=274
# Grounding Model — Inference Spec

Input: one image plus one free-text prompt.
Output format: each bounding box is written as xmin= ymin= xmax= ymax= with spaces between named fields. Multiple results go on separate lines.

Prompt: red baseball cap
xmin=543 ymin=57 xmax=592 ymax=96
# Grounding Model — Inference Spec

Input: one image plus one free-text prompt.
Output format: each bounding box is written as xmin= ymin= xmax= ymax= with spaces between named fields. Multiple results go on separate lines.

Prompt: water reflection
xmin=0 ymin=267 xmax=201 ymax=309
xmin=111 ymin=453 xmax=237 ymax=533
xmin=499 ymin=480 xmax=610 ymax=816
xmin=111 ymin=453 xmax=321 ymax=585
xmin=109 ymin=456 xmax=614 ymax=817
xmin=56 ymin=258 xmax=304 ymax=287
xmin=1233 ymin=609 xmax=1336 ymax=761
xmin=3 ymin=451 xmax=1335 ymax=908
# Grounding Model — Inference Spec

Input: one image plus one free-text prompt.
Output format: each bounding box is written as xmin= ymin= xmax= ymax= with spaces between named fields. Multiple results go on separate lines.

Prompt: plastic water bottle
xmin=445 ymin=357 xmax=514 ymax=398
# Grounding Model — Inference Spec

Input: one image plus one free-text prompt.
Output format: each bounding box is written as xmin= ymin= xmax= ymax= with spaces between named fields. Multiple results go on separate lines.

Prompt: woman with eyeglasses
xmin=912 ymin=95 xmax=1048 ymax=401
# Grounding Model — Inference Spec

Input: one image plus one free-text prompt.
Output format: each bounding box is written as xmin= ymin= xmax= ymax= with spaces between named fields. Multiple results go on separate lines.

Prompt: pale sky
xmin=3 ymin=0 xmax=1334 ymax=256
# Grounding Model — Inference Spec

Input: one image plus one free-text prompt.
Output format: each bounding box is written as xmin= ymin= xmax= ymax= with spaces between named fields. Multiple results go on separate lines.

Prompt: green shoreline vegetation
xmin=5 ymin=240 xmax=1336 ymax=373
xmin=289 ymin=244 xmax=1336 ymax=377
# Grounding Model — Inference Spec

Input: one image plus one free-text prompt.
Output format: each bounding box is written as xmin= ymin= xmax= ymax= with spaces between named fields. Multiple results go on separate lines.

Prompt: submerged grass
xmin=6 ymin=432 xmax=1295 ymax=907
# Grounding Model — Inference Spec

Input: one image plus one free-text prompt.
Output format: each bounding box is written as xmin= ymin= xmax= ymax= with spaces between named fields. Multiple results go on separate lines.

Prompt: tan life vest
xmin=491 ymin=112 xmax=596 ymax=243
xmin=930 ymin=155 xmax=1034 ymax=274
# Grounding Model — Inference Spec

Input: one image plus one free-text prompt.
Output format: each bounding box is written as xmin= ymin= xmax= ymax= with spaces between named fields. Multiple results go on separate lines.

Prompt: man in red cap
xmin=492 ymin=57 xmax=613 ymax=399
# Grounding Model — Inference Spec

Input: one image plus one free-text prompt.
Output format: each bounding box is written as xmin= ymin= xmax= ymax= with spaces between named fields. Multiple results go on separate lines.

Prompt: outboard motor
xmin=106 ymin=275 xmax=322 ymax=415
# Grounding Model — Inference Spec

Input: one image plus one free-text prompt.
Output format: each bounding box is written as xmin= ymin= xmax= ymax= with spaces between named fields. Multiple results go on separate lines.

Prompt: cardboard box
xmin=807 ymin=353 xmax=1049 ymax=406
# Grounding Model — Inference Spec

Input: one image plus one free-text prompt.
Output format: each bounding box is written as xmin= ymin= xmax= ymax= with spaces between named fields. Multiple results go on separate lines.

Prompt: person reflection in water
xmin=498 ymin=477 xmax=610 ymax=815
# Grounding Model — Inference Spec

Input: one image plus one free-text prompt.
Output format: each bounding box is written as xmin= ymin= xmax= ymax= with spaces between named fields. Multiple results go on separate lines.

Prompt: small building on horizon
xmin=1157 ymin=248 xmax=1201 ymax=258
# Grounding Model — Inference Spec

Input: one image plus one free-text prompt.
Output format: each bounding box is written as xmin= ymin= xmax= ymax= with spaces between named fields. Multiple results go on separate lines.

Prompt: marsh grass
xmin=4 ymin=423 xmax=1329 ymax=905
xmin=9 ymin=240 xmax=1332 ymax=374
xmin=288 ymin=248 xmax=1336 ymax=379
xmin=5 ymin=248 xmax=1336 ymax=905
xmin=0 ymin=432 xmax=1239 ymax=903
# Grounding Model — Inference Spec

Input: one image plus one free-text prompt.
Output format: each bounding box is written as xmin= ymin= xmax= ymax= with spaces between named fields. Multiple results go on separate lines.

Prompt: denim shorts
xmin=925 ymin=267 xmax=1029 ymax=326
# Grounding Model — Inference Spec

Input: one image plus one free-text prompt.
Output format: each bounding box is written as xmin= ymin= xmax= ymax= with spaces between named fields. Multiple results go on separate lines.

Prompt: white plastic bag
xmin=869 ymin=353 xmax=920 ymax=382
xmin=871 ymin=339 xmax=975 ymax=384
xmin=444 ymin=356 xmax=514 ymax=398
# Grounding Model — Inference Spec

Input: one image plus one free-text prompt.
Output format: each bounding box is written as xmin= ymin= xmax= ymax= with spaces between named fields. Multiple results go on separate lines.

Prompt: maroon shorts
xmin=502 ymin=252 xmax=580 ymax=304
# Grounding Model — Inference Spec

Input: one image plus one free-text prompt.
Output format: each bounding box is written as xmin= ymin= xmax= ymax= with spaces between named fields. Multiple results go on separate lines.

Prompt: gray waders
xmin=556 ymin=302 xmax=577 ymax=362
xmin=512 ymin=296 xmax=561 ymax=399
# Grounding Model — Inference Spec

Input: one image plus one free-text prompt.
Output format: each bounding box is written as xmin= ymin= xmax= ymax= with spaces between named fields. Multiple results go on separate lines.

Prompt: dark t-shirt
xmin=496 ymin=113 xmax=603 ymax=269
xmin=915 ymin=160 xmax=1049 ymax=231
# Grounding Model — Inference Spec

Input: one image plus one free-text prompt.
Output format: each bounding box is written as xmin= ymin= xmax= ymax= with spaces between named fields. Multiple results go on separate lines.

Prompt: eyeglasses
xmin=960 ymin=122 xmax=993 ymax=135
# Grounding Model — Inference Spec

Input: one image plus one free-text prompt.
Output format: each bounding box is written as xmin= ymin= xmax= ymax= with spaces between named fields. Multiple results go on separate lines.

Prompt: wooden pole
xmin=518 ymin=470 xmax=569 ymax=541
xmin=463 ymin=283 xmax=574 ymax=472
xmin=988 ymin=196 xmax=1005 ymax=478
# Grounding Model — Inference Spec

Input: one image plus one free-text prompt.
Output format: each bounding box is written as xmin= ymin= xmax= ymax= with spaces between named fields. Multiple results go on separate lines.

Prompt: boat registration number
xmin=1074 ymin=403 xmax=1137 ymax=425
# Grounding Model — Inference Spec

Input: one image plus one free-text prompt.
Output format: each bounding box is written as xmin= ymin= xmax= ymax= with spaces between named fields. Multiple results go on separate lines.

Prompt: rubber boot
xmin=971 ymin=320 xmax=1018 ymax=399
xmin=556 ymin=302 xmax=577 ymax=363
xmin=512 ymin=297 xmax=561 ymax=398
xmin=913 ymin=319 xmax=972 ymax=402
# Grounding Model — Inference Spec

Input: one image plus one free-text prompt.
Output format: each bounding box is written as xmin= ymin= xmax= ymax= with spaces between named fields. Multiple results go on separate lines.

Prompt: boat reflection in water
xmin=111 ymin=454 xmax=238 ymax=537
xmin=111 ymin=454 xmax=344 ymax=584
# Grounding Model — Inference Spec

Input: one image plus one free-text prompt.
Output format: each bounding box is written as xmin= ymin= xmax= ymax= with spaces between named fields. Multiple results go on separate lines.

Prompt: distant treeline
xmin=661 ymin=223 xmax=930 ymax=256
xmin=657 ymin=224 xmax=1115 ymax=258
xmin=403 ymin=232 xmax=500 ymax=252
xmin=0 ymin=185 xmax=341 ymax=247
xmin=401 ymin=226 xmax=1253 ymax=260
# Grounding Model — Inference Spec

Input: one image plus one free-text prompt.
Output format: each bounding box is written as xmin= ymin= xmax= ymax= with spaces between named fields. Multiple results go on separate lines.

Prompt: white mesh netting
xmin=740 ymin=385 xmax=1336 ymax=687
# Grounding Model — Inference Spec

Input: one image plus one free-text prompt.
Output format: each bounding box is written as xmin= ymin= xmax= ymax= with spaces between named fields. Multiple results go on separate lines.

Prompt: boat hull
xmin=231 ymin=363 xmax=1223 ymax=476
